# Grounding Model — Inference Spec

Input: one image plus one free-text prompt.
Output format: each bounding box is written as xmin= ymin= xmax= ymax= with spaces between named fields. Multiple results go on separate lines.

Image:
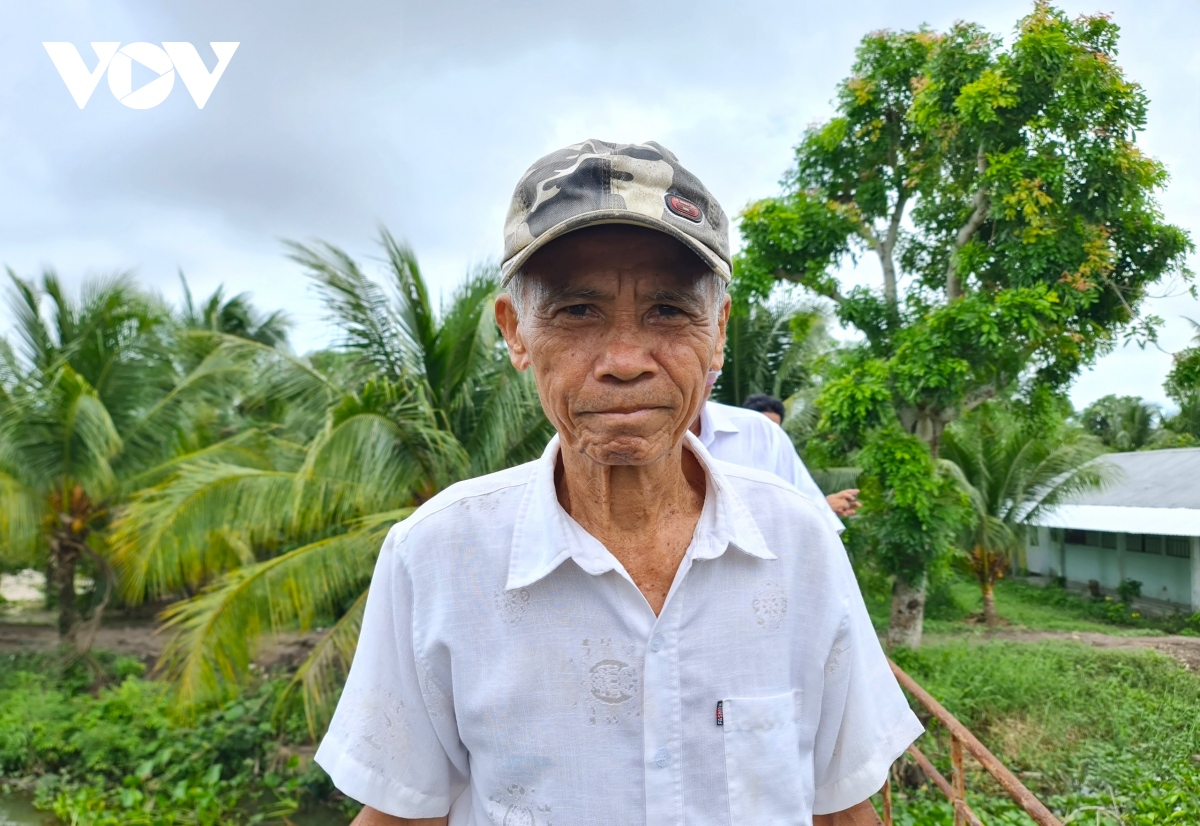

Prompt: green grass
xmin=876 ymin=641 xmax=1200 ymax=824
xmin=862 ymin=573 xmax=1200 ymax=636
xmin=923 ymin=579 xmax=1152 ymax=635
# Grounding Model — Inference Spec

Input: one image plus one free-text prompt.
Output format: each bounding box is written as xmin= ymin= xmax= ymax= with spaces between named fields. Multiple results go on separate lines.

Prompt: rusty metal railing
xmin=882 ymin=658 xmax=1062 ymax=826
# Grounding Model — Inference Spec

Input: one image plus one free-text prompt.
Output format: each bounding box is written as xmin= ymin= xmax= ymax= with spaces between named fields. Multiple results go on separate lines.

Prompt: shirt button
xmin=654 ymin=749 xmax=670 ymax=768
xmin=650 ymin=635 xmax=663 ymax=652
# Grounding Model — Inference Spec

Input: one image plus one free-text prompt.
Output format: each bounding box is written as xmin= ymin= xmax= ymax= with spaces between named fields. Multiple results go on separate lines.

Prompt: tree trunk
xmin=982 ymin=580 xmax=997 ymax=627
xmin=51 ymin=534 xmax=81 ymax=645
xmin=887 ymin=575 xmax=927 ymax=649
xmin=882 ymin=412 xmax=948 ymax=648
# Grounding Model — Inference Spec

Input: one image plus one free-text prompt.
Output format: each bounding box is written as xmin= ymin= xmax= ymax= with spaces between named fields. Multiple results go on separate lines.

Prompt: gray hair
xmin=505 ymin=268 xmax=727 ymax=323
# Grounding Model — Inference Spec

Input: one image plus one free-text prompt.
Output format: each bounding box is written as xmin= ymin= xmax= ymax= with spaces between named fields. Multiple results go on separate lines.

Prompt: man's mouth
xmin=581 ymin=406 xmax=669 ymax=418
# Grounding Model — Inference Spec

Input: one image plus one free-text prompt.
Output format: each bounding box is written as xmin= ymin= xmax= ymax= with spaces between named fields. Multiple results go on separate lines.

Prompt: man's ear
xmin=711 ymin=293 xmax=732 ymax=373
xmin=495 ymin=293 xmax=531 ymax=371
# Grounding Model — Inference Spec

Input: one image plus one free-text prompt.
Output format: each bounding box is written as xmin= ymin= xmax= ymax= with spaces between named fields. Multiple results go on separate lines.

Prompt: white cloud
xmin=1 ymin=0 xmax=1197 ymax=410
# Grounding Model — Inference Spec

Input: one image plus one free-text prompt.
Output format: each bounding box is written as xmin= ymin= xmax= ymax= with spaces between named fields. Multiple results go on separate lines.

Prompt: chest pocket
xmin=721 ymin=690 xmax=807 ymax=825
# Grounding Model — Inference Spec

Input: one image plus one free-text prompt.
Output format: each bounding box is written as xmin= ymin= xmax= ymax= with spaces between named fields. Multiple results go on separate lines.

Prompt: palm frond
xmin=380 ymin=229 xmax=437 ymax=373
xmin=5 ymin=269 xmax=56 ymax=371
xmin=120 ymin=428 xmax=278 ymax=492
xmin=292 ymin=408 xmax=463 ymax=532
xmin=119 ymin=334 xmax=267 ymax=464
xmin=464 ymin=363 xmax=551 ymax=475
xmin=157 ymin=521 xmax=390 ymax=708
xmin=288 ymin=239 xmax=406 ymax=378
xmin=0 ymin=467 xmax=42 ymax=565
xmin=279 ymin=588 xmax=369 ymax=739
xmin=111 ymin=463 xmax=300 ymax=604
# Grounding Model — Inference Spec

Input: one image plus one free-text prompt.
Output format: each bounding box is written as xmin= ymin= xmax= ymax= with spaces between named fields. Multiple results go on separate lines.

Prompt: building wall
xmin=1126 ymin=551 xmax=1192 ymax=605
xmin=1192 ymin=536 xmax=1200 ymax=612
xmin=1026 ymin=527 xmax=1196 ymax=609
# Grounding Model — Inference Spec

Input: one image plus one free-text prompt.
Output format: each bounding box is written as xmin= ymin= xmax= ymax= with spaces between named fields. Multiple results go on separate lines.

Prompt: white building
xmin=1026 ymin=447 xmax=1200 ymax=612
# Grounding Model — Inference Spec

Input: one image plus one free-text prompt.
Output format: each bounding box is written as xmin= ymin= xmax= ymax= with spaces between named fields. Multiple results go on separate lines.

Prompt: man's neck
xmin=555 ymin=441 xmax=706 ymax=615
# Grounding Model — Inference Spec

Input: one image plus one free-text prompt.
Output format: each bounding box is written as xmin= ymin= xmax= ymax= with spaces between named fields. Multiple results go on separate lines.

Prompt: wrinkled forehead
xmin=521 ymin=224 xmax=715 ymax=304
xmin=524 ymin=269 xmax=714 ymax=311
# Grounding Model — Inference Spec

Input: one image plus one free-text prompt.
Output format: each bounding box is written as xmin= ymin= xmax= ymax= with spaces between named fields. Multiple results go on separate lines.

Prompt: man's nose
xmin=595 ymin=329 xmax=657 ymax=383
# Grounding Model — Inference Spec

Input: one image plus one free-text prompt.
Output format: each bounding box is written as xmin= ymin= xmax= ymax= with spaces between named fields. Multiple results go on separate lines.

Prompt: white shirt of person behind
xmin=695 ymin=399 xmax=845 ymax=535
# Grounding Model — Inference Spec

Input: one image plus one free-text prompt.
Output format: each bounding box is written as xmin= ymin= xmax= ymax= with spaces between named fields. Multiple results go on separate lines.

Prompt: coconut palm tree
xmin=941 ymin=403 xmax=1111 ymax=626
xmin=1163 ymin=391 xmax=1200 ymax=443
xmin=711 ymin=295 xmax=831 ymax=409
xmin=179 ymin=276 xmax=292 ymax=349
xmin=0 ymin=270 xmax=263 ymax=650
xmin=1080 ymin=394 xmax=1161 ymax=451
xmin=111 ymin=231 xmax=552 ymax=734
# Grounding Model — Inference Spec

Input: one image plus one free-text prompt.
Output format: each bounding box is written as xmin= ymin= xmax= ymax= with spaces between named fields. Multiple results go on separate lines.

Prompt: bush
xmin=0 ymin=652 xmax=347 ymax=825
xmin=1116 ymin=578 xmax=1143 ymax=604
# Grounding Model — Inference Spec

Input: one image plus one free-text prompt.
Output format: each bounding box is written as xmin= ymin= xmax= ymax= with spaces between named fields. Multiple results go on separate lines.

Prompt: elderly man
xmin=315 ymin=140 xmax=922 ymax=826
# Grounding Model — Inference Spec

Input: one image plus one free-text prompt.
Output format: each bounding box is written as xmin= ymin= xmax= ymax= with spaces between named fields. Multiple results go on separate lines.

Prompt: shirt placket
xmin=642 ymin=581 xmax=684 ymax=826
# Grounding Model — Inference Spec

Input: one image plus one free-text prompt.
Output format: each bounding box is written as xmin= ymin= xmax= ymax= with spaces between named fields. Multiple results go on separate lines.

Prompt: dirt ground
xmin=0 ymin=615 xmax=325 ymax=672
xmin=927 ymin=628 xmax=1200 ymax=672
xmin=5 ymin=616 xmax=1200 ymax=674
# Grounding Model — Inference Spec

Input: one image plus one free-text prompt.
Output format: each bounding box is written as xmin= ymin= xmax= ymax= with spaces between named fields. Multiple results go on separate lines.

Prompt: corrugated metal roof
xmin=1062 ymin=448 xmax=1200 ymax=509
xmin=1033 ymin=505 xmax=1200 ymax=537
xmin=1030 ymin=447 xmax=1200 ymax=535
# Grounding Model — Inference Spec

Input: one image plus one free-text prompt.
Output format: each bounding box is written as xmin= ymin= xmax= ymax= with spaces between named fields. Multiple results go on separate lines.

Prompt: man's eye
xmin=655 ymin=304 xmax=684 ymax=318
xmin=565 ymin=305 xmax=590 ymax=317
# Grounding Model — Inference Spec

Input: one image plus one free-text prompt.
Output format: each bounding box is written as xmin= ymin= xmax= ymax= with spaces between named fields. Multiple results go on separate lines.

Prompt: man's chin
xmin=575 ymin=431 xmax=680 ymax=467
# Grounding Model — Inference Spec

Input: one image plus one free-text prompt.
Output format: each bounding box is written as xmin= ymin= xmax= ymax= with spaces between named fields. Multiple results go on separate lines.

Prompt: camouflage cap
xmin=501 ymin=139 xmax=731 ymax=286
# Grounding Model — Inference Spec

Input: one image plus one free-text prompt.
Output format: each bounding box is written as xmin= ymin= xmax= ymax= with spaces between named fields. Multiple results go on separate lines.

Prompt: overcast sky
xmin=3 ymin=0 xmax=1198 ymax=410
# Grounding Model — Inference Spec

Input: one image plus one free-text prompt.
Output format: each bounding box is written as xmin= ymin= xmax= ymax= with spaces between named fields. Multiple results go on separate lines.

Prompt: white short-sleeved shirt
xmin=315 ymin=433 xmax=922 ymax=825
xmin=697 ymin=401 xmax=845 ymax=535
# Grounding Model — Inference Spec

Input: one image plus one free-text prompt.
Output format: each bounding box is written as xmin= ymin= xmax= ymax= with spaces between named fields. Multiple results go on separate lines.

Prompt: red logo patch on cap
xmin=665 ymin=194 xmax=703 ymax=223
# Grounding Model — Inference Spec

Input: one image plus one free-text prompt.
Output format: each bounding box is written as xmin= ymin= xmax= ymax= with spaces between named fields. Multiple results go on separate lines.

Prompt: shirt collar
xmin=506 ymin=432 xmax=774 ymax=591
xmin=697 ymin=400 xmax=740 ymax=447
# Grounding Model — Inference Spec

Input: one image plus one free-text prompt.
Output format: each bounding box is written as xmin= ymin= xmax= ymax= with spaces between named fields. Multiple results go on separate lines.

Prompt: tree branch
xmin=879 ymin=190 xmax=909 ymax=306
xmin=946 ymin=144 xmax=989 ymax=301
xmin=773 ymin=268 xmax=846 ymax=306
xmin=961 ymin=383 xmax=997 ymax=414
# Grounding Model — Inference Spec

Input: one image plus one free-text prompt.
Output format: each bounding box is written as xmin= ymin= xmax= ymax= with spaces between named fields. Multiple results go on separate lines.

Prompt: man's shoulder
xmin=390 ymin=460 xmax=537 ymax=547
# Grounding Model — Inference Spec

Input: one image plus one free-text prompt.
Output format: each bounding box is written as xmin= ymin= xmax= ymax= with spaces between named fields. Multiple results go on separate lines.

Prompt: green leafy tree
xmin=111 ymin=232 xmax=552 ymax=734
xmin=1166 ymin=318 xmax=1200 ymax=399
xmin=0 ymin=272 xmax=258 ymax=650
xmin=1161 ymin=319 xmax=1200 ymax=444
xmin=738 ymin=4 xmax=1192 ymax=645
xmin=1079 ymin=394 xmax=1160 ymax=450
xmin=941 ymin=403 xmax=1109 ymax=625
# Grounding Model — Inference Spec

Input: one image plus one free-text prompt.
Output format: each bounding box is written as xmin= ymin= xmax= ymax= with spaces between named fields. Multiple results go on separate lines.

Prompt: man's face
xmin=496 ymin=226 xmax=730 ymax=467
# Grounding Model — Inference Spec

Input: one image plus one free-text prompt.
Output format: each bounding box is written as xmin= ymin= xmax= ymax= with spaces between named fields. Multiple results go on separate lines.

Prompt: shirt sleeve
xmin=767 ymin=423 xmax=845 ymax=535
xmin=314 ymin=524 xmax=468 ymax=818
xmin=810 ymin=550 xmax=925 ymax=814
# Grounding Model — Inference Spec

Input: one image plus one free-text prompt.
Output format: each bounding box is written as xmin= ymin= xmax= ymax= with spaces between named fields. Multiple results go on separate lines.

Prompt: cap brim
xmin=500 ymin=209 xmax=732 ymax=287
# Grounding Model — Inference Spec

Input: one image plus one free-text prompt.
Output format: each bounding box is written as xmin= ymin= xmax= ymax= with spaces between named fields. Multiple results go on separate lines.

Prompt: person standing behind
xmin=742 ymin=393 xmax=861 ymax=520
xmin=742 ymin=393 xmax=788 ymax=425
xmin=690 ymin=385 xmax=860 ymax=531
